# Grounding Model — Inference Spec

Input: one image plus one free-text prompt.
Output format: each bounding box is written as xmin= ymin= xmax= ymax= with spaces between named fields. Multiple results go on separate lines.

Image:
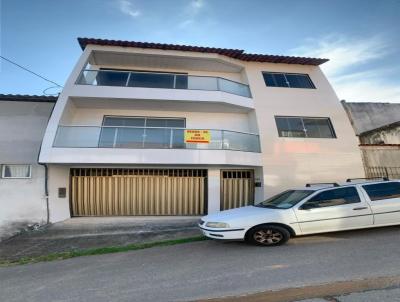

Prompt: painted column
xmin=48 ymin=165 xmax=71 ymax=222
xmin=207 ymin=168 xmax=221 ymax=214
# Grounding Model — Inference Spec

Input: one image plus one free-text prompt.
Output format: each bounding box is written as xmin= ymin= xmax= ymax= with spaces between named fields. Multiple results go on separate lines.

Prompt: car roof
xmin=294 ymin=179 xmax=400 ymax=192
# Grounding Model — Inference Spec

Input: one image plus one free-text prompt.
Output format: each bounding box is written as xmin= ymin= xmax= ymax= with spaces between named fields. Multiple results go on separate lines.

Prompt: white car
xmin=199 ymin=179 xmax=400 ymax=246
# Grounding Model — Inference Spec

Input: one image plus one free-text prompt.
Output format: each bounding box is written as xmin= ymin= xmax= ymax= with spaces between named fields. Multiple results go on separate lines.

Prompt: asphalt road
xmin=2 ymin=226 xmax=400 ymax=302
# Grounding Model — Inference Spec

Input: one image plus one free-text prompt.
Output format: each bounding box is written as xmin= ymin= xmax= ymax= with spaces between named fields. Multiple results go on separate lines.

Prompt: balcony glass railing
xmin=76 ymin=70 xmax=252 ymax=98
xmin=53 ymin=126 xmax=261 ymax=153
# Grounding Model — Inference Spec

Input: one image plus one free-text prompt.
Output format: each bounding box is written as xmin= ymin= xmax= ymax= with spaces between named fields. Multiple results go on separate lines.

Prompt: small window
xmin=1 ymin=165 xmax=31 ymax=179
xmin=363 ymin=182 xmax=400 ymax=201
xmin=275 ymin=116 xmax=336 ymax=138
xmin=262 ymin=72 xmax=315 ymax=89
xmin=302 ymin=187 xmax=361 ymax=209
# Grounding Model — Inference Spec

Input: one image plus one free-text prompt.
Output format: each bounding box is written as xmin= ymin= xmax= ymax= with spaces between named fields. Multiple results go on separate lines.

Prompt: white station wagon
xmin=199 ymin=179 xmax=400 ymax=246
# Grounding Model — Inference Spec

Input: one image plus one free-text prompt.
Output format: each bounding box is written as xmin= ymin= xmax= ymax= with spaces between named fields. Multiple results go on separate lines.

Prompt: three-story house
xmin=39 ymin=38 xmax=364 ymax=222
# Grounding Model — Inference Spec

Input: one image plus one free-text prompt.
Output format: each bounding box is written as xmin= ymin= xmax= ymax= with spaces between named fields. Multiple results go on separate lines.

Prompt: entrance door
xmin=70 ymin=168 xmax=207 ymax=216
xmin=221 ymin=170 xmax=255 ymax=210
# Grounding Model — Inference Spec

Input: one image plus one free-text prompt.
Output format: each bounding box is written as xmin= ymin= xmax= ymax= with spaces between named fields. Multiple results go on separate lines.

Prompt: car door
xmin=293 ymin=186 xmax=373 ymax=235
xmin=361 ymin=181 xmax=400 ymax=226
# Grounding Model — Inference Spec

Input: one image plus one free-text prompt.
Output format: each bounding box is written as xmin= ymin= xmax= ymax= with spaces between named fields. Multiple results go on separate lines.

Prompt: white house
xmin=35 ymin=38 xmax=364 ymax=222
xmin=0 ymin=94 xmax=56 ymax=239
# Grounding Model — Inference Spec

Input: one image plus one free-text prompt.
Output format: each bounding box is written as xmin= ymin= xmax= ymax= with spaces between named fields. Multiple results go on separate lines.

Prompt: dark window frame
xmin=300 ymin=187 xmax=361 ymax=209
xmin=262 ymin=72 xmax=316 ymax=89
xmin=274 ymin=116 xmax=337 ymax=139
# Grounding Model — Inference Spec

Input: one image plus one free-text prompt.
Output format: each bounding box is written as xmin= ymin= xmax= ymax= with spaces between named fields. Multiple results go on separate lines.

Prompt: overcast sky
xmin=1 ymin=0 xmax=399 ymax=102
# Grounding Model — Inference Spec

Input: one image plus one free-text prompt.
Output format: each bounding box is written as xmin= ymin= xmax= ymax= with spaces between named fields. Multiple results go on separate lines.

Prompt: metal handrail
xmin=76 ymin=69 xmax=252 ymax=97
xmin=53 ymin=125 xmax=261 ymax=152
xmin=57 ymin=125 xmax=260 ymax=136
xmin=80 ymin=69 xmax=250 ymax=87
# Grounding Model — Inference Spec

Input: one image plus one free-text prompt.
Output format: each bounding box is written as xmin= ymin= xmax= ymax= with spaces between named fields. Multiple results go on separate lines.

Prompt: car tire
xmin=246 ymin=225 xmax=290 ymax=246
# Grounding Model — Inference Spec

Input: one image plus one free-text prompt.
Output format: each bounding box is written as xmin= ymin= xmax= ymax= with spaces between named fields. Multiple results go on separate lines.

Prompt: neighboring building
xmin=0 ymin=94 xmax=57 ymax=239
xmin=342 ymin=101 xmax=400 ymax=179
xmin=38 ymin=37 xmax=364 ymax=222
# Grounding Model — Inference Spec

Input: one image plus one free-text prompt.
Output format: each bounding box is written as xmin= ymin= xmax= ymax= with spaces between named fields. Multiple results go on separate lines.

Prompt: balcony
xmin=53 ymin=126 xmax=261 ymax=153
xmin=76 ymin=70 xmax=252 ymax=98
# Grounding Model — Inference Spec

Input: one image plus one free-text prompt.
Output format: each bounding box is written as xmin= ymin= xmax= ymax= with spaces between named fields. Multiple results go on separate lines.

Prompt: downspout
xmin=37 ymin=98 xmax=57 ymax=225
xmin=38 ymin=162 xmax=50 ymax=224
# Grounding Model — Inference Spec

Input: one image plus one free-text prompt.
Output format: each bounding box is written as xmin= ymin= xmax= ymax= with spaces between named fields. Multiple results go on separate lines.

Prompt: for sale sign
xmin=184 ymin=130 xmax=211 ymax=143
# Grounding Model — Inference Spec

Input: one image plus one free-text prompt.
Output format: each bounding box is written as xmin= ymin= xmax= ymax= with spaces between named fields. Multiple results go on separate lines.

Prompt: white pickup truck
xmin=199 ymin=179 xmax=400 ymax=246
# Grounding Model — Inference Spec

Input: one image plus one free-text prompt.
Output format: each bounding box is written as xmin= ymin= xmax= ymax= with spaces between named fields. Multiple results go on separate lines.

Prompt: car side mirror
xmin=300 ymin=204 xmax=313 ymax=210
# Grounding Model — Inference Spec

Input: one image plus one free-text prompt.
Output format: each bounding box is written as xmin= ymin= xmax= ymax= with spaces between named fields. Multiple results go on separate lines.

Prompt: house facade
xmin=0 ymin=94 xmax=56 ymax=239
xmin=342 ymin=101 xmax=400 ymax=179
xmin=38 ymin=38 xmax=364 ymax=222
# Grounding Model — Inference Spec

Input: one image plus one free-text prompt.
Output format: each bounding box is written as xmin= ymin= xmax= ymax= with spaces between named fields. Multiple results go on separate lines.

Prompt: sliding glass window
xmin=99 ymin=116 xmax=186 ymax=148
xmin=263 ymin=72 xmax=315 ymax=89
xmin=275 ymin=116 xmax=336 ymax=138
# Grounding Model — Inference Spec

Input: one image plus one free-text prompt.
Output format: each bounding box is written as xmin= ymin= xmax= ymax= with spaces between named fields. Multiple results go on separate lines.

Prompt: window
xmin=1 ymin=165 xmax=31 ymax=179
xmin=99 ymin=116 xmax=186 ymax=148
xmin=275 ymin=116 xmax=336 ymax=138
xmin=255 ymin=190 xmax=315 ymax=209
xmin=102 ymin=116 xmax=185 ymax=128
xmin=96 ymin=69 xmax=189 ymax=89
xmin=301 ymin=187 xmax=361 ymax=209
xmin=362 ymin=182 xmax=400 ymax=201
xmin=263 ymin=72 xmax=315 ymax=89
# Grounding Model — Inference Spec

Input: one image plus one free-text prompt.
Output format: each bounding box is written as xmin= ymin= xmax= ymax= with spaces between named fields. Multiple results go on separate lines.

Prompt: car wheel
xmin=246 ymin=225 xmax=290 ymax=246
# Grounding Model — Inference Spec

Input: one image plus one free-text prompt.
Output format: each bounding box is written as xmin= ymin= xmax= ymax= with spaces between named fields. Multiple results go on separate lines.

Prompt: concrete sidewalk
xmin=0 ymin=217 xmax=201 ymax=261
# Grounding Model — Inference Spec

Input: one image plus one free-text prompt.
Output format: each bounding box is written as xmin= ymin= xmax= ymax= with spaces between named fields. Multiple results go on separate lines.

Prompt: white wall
xmin=0 ymin=164 xmax=47 ymax=239
xmin=48 ymin=165 xmax=71 ymax=222
xmin=0 ymin=101 xmax=54 ymax=240
xmin=245 ymin=62 xmax=365 ymax=196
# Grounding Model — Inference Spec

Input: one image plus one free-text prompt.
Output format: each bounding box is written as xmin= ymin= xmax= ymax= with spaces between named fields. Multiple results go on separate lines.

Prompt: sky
xmin=1 ymin=0 xmax=399 ymax=102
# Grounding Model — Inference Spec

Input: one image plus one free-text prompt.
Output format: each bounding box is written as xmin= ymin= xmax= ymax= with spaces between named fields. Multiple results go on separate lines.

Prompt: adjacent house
xmin=36 ymin=37 xmax=364 ymax=222
xmin=342 ymin=101 xmax=400 ymax=179
xmin=0 ymin=94 xmax=57 ymax=239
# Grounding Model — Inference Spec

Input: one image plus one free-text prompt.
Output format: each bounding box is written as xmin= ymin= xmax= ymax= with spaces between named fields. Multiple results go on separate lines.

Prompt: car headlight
xmin=205 ymin=222 xmax=230 ymax=228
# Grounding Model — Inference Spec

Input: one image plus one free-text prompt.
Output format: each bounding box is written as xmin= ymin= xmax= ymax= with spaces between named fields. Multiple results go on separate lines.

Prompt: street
xmin=2 ymin=226 xmax=400 ymax=302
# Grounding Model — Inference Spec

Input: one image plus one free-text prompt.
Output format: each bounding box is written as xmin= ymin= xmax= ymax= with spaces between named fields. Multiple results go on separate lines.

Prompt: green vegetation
xmin=0 ymin=236 xmax=206 ymax=267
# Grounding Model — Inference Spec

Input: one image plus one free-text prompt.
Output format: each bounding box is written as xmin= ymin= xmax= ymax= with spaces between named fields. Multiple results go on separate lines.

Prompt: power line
xmin=0 ymin=55 xmax=63 ymax=88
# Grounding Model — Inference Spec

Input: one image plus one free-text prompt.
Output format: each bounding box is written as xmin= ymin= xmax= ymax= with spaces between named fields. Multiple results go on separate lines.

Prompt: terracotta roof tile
xmin=78 ymin=38 xmax=328 ymax=66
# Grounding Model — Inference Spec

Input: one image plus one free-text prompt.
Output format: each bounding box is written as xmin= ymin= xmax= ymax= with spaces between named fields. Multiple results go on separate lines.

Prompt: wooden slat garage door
xmin=70 ymin=169 xmax=207 ymax=216
xmin=221 ymin=170 xmax=254 ymax=210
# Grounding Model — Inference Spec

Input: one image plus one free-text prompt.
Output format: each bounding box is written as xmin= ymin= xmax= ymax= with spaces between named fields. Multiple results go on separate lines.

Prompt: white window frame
xmin=1 ymin=164 xmax=32 ymax=179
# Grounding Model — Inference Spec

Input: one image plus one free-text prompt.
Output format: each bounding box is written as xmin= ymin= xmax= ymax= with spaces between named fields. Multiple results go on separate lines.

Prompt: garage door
xmin=221 ymin=170 xmax=254 ymax=210
xmin=70 ymin=168 xmax=207 ymax=216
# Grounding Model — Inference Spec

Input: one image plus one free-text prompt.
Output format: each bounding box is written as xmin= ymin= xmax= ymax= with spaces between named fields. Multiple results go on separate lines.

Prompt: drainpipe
xmin=39 ymin=163 xmax=50 ymax=224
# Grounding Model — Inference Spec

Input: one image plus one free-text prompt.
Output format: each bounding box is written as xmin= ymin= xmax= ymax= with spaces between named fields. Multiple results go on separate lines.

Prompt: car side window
xmin=301 ymin=187 xmax=361 ymax=209
xmin=362 ymin=182 xmax=400 ymax=201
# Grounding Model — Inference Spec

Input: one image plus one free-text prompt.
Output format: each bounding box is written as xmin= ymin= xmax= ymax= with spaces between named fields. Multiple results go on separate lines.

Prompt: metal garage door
xmin=70 ymin=169 xmax=207 ymax=216
xmin=221 ymin=170 xmax=254 ymax=210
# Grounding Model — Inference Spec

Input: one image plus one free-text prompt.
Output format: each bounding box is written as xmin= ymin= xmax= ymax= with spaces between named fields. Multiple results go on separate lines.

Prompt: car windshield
xmin=255 ymin=190 xmax=315 ymax=209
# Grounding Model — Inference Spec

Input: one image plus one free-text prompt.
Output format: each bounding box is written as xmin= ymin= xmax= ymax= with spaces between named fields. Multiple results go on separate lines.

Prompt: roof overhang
xmin=78 ymin=38 xmax=329 ymax=66
xmin=0 ymin=94 xmax=57 ymax=103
